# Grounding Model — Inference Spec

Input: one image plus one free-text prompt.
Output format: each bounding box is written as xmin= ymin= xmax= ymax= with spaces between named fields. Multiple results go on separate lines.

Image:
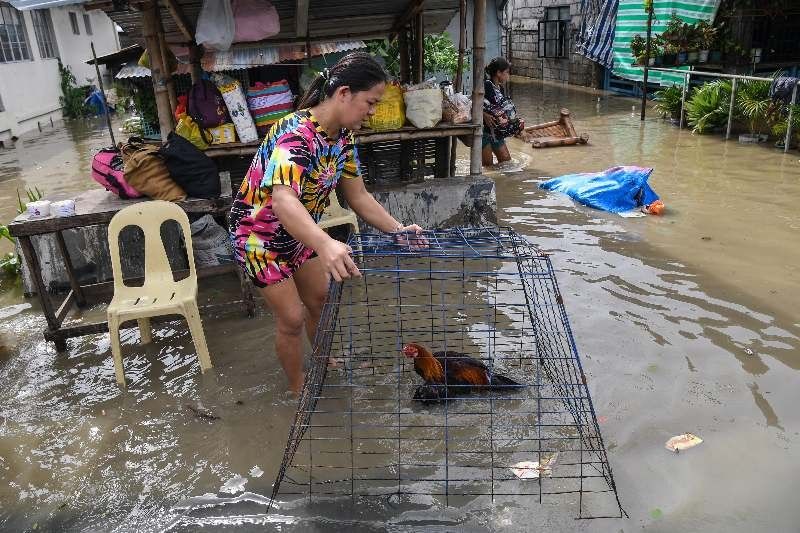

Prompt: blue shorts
xmin=482 ymin=130 xmax=506 ymax=150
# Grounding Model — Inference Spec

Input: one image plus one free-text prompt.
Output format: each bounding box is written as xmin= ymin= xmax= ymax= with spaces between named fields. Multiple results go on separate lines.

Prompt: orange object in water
xmin=645 ymin=200 xmax=665 ymax=215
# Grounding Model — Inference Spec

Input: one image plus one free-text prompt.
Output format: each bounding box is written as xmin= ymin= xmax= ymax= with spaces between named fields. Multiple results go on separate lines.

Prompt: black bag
xmin=159 ymin=132 xmax=221 ymax=199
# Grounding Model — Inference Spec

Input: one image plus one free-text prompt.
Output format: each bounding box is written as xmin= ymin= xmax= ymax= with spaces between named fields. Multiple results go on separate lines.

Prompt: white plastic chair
xmin=106 ymin=201 xmax=212 ymax=386
xmin=319 ymin=192 xmax=360 ymax=255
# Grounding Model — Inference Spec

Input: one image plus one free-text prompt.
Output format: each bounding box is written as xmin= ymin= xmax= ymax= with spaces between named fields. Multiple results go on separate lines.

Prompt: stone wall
xmin=507 ymin=0 xmax=601 ymax=87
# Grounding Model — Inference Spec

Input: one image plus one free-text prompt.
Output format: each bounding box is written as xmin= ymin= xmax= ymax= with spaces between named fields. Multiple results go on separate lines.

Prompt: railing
xmin=645 ymin=67 xmax=799 ymax=154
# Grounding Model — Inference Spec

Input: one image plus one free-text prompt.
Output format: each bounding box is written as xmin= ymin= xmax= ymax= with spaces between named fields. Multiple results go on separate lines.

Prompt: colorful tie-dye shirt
xmin=229 ymin=109 xmax=361 ymax=286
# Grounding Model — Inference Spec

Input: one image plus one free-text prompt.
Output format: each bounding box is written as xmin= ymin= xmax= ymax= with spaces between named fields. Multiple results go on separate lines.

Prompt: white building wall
xmin=0 ymin=3 xmax=119 ymax=141
xmin=444 ymin=0 xmax=503 ymax=94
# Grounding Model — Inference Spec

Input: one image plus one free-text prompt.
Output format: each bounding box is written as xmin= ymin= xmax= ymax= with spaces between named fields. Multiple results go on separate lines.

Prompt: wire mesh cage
xmin=270 ymin=227 xmax=624 ymax=520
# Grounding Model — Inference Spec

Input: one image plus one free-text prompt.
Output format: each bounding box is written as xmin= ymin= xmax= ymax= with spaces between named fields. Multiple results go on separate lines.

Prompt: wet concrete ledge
xmin=21 ymin=176 xmax=497 ymax=296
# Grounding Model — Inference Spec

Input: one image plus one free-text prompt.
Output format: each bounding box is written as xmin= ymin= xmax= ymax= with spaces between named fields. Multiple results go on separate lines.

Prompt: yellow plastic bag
xmin=175 ymin=114 xmax=210 ymax=150
xmin=368 ymin=84 xmax=405 ymax=131
xmin=208 ymin=123 xmax=237 ymax=144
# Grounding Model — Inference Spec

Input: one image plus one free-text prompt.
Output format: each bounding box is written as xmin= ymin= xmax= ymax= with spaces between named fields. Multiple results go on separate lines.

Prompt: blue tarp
xmin=539 ymin=166 xmax=659 ymax=213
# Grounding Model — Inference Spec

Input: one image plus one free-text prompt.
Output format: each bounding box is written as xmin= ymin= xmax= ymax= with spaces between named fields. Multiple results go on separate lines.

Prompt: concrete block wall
xmin=507 ymin=0 xmax=600 ymax=87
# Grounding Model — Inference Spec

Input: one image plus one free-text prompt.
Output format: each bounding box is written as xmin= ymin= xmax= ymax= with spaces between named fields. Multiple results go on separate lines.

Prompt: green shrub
xmin=653 ymin=85 xmax=683 ymax=120
xmin=685 ymin=79 xmax=731 ymax=134
xmin=735 ymin=79 xmax=772 ymax=135
xmin=58 ymin=61 xmax=86 ymax=119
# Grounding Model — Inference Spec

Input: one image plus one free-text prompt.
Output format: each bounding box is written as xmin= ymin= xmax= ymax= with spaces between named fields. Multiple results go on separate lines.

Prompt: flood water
xmin=0 ymin=79 xmax=799 ymax=531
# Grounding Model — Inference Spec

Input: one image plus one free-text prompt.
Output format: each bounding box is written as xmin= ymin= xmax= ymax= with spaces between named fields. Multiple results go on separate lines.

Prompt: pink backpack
xmin=91 ymin=147 xmax=143 ymax=199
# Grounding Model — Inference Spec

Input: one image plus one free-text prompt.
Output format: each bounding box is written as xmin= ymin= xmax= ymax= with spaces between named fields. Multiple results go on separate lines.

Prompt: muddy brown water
xmin=0 ymin=80 xmax=798 ymax=531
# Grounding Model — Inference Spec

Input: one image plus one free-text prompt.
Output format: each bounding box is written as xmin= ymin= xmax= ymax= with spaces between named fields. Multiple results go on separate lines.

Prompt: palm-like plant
xmin=735 ymin=79 xmax=772 ymax=135
xmin=653 ymin=85 xmax=683 ymax=120
xmin=685 ymin=79 xmax=732 ymax=134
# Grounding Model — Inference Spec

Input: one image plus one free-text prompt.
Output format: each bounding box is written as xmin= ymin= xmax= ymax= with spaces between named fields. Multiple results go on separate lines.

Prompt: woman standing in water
xmin=230 ymin=52 xmax=424 ymax=393
xmin=482 ymin=57 xmax=524 ymax=166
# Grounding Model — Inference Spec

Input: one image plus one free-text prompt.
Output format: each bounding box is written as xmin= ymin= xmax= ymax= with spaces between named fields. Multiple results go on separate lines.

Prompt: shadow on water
xmin=0 ymin=80 xmax=799 ymax=531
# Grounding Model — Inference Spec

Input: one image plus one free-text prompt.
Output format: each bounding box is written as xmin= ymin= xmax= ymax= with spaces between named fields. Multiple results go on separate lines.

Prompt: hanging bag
xmin=196 ymin=0 xmax=235 ymax=51
xmin=159 ymin=132 xmax=221 ymax=199
xmin=120 ymin=138 xmax=186 ymax=202
xmin=188 ymin=79 xmax=231 ymax=129
xmin=91 ymin=147 xmax=143 ymax=199
xmin=232 ymin=0 xmax=280 ymax=43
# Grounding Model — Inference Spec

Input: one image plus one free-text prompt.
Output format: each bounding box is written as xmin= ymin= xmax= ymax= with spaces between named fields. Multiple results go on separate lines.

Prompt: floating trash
xmin=511 ymin=453 xmax=559 ymax=479
xmin=249 ymin=466 xmax=264 ymax=478
xmin=220 ymin=475 xmax=248 ymax=494
xmin=665 ymin=433 xmax=703 ymax=452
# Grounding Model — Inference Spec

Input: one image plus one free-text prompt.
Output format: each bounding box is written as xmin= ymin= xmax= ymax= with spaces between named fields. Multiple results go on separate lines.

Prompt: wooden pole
xmin=413 ymin=11 xmax=424 ymax=83
xmin=90 ymin=41 xmax=116 ymax=146
xmin=189 ymin=43 xmax=203 ymax=84
xmin=399 ymin=30 xmax=410 ymax=84
xmin=157 ymin=10 xmax=178 ymax=114
xmin=640 ymin=1 xmax=654 ymax=121
xmin=449 ymin=0 xmax=467 ymax=176
xmin=141 ymin=0 xmax=174 ymax=140
xmin=470 ymin=0 xmax=486 ymax=175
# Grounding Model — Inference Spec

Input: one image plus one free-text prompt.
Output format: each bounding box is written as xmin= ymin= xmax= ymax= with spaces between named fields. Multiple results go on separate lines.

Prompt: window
xmin=69 ymin=12 xmax=79 ymax=34
xmin=538 ymin=6 xmax=570 ymax=59
xmin=31 ymin=9 xmax=58 ymax=59
xmin=0 ymin=2 xmax=31 ymax=62
xmin=83 ymin=13 xmax=92 ymax=35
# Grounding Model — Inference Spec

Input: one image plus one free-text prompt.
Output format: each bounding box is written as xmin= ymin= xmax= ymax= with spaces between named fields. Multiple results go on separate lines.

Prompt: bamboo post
xmin=413 ymin=11 xmax=424 ymax=83
xmin=449 ymin=0 xmax=467 ymax=177
xmin=726 ymin=77 xmax=738 ymax=139
xmin=470 ymin=0 xmax=486 ymax=175
xmin=399 ymin=30 xmax=410 ymax=84
xmin=640 ymin=1 xmax=654 ymax=121
xmin=784 ymin=83 xmax=797 ymax=153
xmin=141 ymin=0 xmax=174 ymax=139
xmin=157 ymin=10 xmax=178 ymax=114
xmin=90 ymin=41 xmax=116 ymax=146
xmin=189 ymin=43 xmax=203 ymax=84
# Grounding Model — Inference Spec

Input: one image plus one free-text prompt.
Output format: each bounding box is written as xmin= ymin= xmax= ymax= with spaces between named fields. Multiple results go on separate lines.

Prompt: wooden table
xmin=7 ymin=189 xmax=255 ymax=350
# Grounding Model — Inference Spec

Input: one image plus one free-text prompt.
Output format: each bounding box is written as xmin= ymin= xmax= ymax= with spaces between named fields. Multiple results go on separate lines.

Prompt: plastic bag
xmin=539 ymin=166 xmax=662 ymax=214
xmin=196 ymin=0 xmax=235 ymax=51
xmin=175 ymin=114 xmax=210 ymax=150
xmin=232 ymin=0 xmax=280 ymax=42
xmin=442 ymin=93 xmax=471 ymax=124
xmin=208 ymin=123 xmax=237 ymax=144
xmin=369 ymin=84 xmax=405 ymax=131
xmin=212 ymin=74 xmax=259 ymax=143
xmin=190 ymin=214 xmax=234 ymax=267
xmin=403 ymin=87 xmax=442 ymax=129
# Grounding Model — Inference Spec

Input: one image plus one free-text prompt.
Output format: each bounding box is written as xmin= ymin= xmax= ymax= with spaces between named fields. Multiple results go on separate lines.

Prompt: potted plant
xmin=686 ymin=23 xmax=700 ymax=64
xmin=653 ymin=85 xmax=684 ymax=123
xmin=737 ymin=79 xmax=772 ymax=143
xmin=662 ymin=43 xmax=678 ymax=66
xmin=696 ymin=20 xmax=716 ymax=63
xmin=630 ymin=34 xmax=647 ymax=65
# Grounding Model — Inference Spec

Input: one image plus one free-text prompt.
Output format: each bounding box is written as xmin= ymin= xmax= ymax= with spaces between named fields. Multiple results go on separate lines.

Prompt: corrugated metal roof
xmin=115 ymin=39 xmax=366 ymax=78
xmin=85 ymin=0 xmax=459 ymax=44
xmin=9 ymin=0 xmax=86 ymax=10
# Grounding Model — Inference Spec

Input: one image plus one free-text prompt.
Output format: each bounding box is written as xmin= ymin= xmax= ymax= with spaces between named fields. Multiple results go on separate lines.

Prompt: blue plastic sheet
xmin=539 ymin=166 xmax=659 ymax=213
xmin=84 ymin=89 xmax=108 ymax=116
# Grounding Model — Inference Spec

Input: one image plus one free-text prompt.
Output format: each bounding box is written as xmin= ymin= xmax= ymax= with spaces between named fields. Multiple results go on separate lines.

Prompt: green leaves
xmin=653 ymin=85 xmax=683 ymax=119
xmin=686 ymin=79 xmax=732 ymax=134
xmin=367 ymin=33 xmax=469 ymax=80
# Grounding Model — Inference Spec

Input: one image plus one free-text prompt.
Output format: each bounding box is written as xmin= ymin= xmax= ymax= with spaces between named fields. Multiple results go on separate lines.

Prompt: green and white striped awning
xmin=612 ymin=0 xmax=722 ymax=86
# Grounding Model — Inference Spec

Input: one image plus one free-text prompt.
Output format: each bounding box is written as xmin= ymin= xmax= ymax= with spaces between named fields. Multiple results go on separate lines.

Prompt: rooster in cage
xmin=402 ymin=342 xmax=523 ymax=403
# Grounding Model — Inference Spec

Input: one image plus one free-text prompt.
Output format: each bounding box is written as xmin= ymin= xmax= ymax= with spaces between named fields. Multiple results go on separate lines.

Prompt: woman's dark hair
xmin=485 ymin=57 xmax=511 ymax=79
xmin=298 ymin=52 xmax=388 ymax=108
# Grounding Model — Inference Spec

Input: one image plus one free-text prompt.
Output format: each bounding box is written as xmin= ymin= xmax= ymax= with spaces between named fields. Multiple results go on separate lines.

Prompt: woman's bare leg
xmin=494 ymin=143 xmax=511 ymax=163
xmin=257 ymin=279 xmax=306 ymax=394
xmin=293 ymin=256 xmax=332 ymax=344
xmin=482 ymin=144 xmax=495 ymax=166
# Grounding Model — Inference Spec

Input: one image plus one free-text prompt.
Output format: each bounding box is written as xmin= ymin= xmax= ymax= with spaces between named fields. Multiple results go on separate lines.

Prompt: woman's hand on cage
xmin=393 ymin=224 xmax=429 ymax=250
xmin=318 ymin=238 xmax=361 ymax=282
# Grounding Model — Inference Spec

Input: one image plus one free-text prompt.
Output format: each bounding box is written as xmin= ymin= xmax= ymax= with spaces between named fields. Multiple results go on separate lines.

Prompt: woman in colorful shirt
xmin=230 ymin=52 xmax=424 ymax=393
xmin=482 ymin=57 xmax=524 ymax=166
